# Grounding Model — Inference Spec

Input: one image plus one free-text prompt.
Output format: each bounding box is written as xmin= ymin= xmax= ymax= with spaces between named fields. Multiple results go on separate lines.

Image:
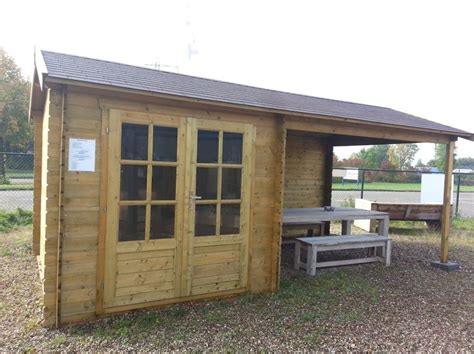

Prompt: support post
xmin=440 ymin=141 xmax=454 ymax=263
xmin=455 ymin=173 xmax=461 ymax=217
xmin=360 ymin=170 xmax=365 ymax=199
xmin=431 ymin=140 xmax=459 ymax=272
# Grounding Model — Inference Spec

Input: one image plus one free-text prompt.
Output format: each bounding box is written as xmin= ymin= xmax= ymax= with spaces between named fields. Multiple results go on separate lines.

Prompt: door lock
xmin=190 ymin=195 xmax=202 ymax=200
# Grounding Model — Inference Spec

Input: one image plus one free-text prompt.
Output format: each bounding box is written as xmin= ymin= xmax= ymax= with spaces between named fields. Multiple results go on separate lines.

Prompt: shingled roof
xmin=38 ymin=50 xmax=471 ymax=138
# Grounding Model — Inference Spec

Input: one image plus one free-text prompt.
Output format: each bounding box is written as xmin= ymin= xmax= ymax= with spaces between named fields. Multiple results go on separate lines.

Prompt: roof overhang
xmin=28 ymin=50 xmax=48 ymax=121
xmin=42 ymin=74 xmax=474 ymax=143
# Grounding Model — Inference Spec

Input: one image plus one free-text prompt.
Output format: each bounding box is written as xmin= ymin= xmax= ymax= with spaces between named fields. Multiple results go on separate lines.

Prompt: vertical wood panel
xmin=96 ymin=109 xmax=109 ymax=315
xmin=440 ymin=140 xmax=455 ymax=263
xmin=33 ymin=116 xmax=43 ymax=255
xmin=270 ymin=118 xmax=286 ymax=291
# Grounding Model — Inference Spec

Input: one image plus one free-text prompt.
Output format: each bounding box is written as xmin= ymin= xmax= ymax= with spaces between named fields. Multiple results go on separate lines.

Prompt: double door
xmin=104 ymin=110 xmax=253 ymax=309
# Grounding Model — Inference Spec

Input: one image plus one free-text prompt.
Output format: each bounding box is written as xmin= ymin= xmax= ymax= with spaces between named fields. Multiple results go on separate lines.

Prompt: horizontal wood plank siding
xmin=284 ymin=131 xmax=327 ymax=208
xmin=59 ymin=90 xmax=101 ymax=322
xmin=56 ymin=86 xmax=279 ymax=323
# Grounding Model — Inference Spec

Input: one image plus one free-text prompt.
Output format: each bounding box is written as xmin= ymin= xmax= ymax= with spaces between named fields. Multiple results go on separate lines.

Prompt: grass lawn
xmin=333 ymin=181 xmax=474 ymax=192
xmin=0 ymin=184 xmax=33 ymax=191
xmin=1 ymin=224 xmax=473 ymax=351
xmin=5 ymin=171 xmax=34 ymax=179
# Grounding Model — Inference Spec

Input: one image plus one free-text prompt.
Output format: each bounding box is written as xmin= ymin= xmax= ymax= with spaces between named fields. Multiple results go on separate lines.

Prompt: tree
xmin=455 ymin=157 xmax=474 ymax=169
xmin=353 ymin=145 xmax=389 ymax=169
xmin=430 ymin=143 xmax=458 ymax=171
xmin=0 ymin=48 xmax=32 ymax=153
xmin=387 ymin=144 xmax=419 ymax=169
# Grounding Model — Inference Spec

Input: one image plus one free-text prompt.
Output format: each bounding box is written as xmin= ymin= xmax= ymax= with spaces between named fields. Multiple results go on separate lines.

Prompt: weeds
xmin=48 ymin=335 xmax=67 ymax=347
xmin=0 ymin=209 xmax=32 ymax=232
xmin=340 ymin=196 xmax=355 ymax=208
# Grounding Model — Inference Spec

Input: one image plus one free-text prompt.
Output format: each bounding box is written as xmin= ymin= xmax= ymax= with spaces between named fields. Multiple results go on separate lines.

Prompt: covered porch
xmin=276 ymin=116 xmax=460 ymax=275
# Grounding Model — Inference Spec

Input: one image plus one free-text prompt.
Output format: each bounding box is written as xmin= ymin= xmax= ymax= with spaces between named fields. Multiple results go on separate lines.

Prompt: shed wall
xmin=37 ymin=88 xmax=64 ymax=326
xmin=284 ymin=131 xmax=328 ymax=208
xmin=55 ymin=86 xmax=282 ymax=323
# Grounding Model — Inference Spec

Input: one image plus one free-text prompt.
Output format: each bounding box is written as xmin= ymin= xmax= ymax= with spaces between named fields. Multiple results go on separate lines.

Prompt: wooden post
xmin=323 ymin=142 xmax=333 ymax=235
xmin=440 ymin=141 xmax=455 ymax=263
xmin=270 ymin=117 xmax=287 ymax=291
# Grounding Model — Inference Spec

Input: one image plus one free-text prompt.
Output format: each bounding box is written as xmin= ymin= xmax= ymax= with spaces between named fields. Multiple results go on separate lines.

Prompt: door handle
xmin=190 ymin=195 xmax=202 ymax=200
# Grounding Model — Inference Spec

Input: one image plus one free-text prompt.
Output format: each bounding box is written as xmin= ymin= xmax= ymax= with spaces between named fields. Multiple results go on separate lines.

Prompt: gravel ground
xmin=1 ymin=226 xmax=473 ymax=351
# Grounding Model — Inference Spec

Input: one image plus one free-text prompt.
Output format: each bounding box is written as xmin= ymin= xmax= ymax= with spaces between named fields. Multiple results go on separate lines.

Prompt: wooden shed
xmin=29 ymin=51 xmax=473 ymax=326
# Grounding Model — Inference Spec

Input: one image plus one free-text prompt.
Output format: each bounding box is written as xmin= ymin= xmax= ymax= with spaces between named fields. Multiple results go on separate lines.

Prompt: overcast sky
xmin=2 ymin=0 xmax=473 ymax=163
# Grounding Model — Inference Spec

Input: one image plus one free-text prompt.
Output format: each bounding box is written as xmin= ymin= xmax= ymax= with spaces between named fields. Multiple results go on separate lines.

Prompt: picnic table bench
xmin=294 ymin=234 xmax=392 ymax=276
xmin=284 ymin=208 xmax=392 ymax=275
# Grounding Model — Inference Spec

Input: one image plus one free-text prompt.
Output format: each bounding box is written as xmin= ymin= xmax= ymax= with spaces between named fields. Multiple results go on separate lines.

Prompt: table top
xmin=283 ymin=207 xmax=389 ymax=225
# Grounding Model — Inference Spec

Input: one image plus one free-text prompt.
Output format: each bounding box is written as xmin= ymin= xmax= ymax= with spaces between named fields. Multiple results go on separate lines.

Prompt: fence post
xmin=455 ymin=173 xmax=461 ymax=217
xmin=0 ymin=152 xmax=6 ymax=184
xmin=360 ymin=169 xmax=365 ymax=199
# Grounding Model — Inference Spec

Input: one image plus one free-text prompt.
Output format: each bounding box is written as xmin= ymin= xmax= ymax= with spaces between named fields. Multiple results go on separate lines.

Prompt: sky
xmin=1 ymin=0 xmax=473 ymax=164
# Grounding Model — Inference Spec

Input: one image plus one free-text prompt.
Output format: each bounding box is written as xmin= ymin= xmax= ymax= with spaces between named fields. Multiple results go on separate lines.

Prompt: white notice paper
xmin=68 ymin=138 xmax=96 ymax=172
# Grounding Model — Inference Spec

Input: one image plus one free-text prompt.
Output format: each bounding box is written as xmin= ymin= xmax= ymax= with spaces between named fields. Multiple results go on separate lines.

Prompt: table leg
xmin=294 ymin=241 xmax=301 ymax=270
xmin=385 ymin=240 xmax=392 ymax=266
xmin=307 ymin=246 xmax=317 ymax=276
xmin=341 ymin=220 xmax=352 ymax=235
xmin=378 ymin=216 xmax=390 ymax=236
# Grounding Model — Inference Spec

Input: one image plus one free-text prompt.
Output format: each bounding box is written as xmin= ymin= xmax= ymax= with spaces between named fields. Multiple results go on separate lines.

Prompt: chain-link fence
xmin=331 ymin=167 xmax=474 ymax=218
xmin=0 ymin=152 xmax=34 ymax=211
xmin=1 ymin=153 xmax=473 ymax=218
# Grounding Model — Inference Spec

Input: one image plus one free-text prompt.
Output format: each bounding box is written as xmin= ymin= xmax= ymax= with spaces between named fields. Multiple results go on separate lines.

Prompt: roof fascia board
xmin=284 ymin=116 xmax=452 ymax=144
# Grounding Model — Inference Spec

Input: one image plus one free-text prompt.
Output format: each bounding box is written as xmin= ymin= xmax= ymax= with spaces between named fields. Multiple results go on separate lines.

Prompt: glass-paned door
xmin=104 ymin=110 xmax=185 ymax=308
xmin=184 ymin=118 xmax=253 ymax=296
xmin=104 ymin=112 xmax=253 ymax=309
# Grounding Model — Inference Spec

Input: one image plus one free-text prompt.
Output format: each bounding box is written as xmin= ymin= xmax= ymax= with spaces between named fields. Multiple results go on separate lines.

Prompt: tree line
xmin=0 ymin=48 xmax=32 ymax=153
xmin=334 ymin=144 xmax=474 ymax=171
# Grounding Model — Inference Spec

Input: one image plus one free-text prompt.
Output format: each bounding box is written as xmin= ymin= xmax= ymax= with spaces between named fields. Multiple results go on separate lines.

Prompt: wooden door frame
xmin=96 ymin=111 xmax=254 ymax=314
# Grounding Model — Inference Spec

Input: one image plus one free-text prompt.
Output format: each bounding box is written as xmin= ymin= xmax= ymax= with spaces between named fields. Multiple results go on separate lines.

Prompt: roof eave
xmin=42 ymin=75 xmax=473 ymax=141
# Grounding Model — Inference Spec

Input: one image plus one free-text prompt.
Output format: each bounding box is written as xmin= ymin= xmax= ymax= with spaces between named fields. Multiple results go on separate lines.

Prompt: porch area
xmin=279 ymin=125 xmax=456 ymax=274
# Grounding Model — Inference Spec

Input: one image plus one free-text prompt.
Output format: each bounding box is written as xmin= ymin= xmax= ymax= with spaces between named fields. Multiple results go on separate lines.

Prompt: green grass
xmin=0 ymin=184 xmax=33 ymax=190
xmin=0 ymin=209 xmax=33 ymax=232
xmin=5 ymin=171 xmax=33 ymax=179
xmin=333 ymin=182 xmax=474 ymax=192
xmin=390 ymin=217 xmax=474 ymax=232
xmin=452 ymin=217 xmax=474 ymax=231
xmin=48 ymin=335 xmax=68 ymax=347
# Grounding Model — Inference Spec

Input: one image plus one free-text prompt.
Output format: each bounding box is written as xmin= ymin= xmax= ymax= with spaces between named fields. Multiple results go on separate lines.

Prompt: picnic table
xmin=283 ymin=207 xmax=390 ymax=236
xmin=283 ymin=207 xmax=392 ymax=275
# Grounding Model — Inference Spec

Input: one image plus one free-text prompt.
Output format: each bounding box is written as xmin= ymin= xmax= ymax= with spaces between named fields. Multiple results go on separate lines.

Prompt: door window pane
xmin=119 ymin=205 xmax=146 ymax=241
xmin=150 ymin=205 xmax=175 ymax=239
xmin=221 ymin=204 xmax=240 ymax=235
xmin=120 ymin=165 xmax=147 ymax=200
xmin=196 ymin=168 xmax=218 ymax=200
xmin=153 ymin=126 xmax=177 ymax=162
xmin=197 ymin=130 xmax=218 ymax=163
xmin=152 ymin=166 xmax=176 ymax=200
xmin=222 ymin=168 xmax=241 ymax=199
xmin=195 ymin=204 xmax=216 ymax=236
xmin=223 ymin=132 xmax=243 ymax=164
xmin=121 ymin=123 xmax=148 ymax=160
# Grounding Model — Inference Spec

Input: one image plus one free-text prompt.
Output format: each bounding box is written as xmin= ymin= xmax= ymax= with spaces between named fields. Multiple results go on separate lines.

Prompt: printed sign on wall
xmin=68 ymin=138 xmax=96 ymax=172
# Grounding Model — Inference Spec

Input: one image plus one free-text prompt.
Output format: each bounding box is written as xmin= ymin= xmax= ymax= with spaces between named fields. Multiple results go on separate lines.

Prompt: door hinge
xmin=106 ymin=127 xmax=109 ymax=134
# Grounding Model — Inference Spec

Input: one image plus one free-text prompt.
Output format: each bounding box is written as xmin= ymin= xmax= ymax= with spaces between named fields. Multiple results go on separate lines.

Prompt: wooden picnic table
xmin=283 ymin=207 xmax=390 ymax=236
xmin=284 ymin=207 xmax=392 ymax=275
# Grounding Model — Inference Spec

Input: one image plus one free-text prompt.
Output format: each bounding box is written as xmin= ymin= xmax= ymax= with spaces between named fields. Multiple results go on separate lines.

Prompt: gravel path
xmin=1 ymin=227 xmax=473 ymax=351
